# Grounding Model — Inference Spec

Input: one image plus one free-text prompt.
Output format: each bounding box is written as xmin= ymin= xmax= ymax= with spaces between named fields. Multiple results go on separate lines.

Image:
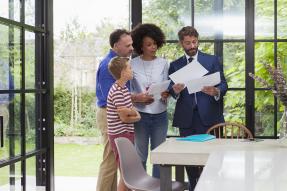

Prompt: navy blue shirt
xmin=96 ymin=49 xmax=117 ymax=107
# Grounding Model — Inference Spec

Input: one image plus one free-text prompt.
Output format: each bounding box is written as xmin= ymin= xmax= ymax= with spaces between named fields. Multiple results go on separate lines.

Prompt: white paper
xmin=147 ymin=80 xmax=171 ymax=99
xmin=168 ymin=60 xmax=208 ymax=84
xmin=186 ymin=72 xmax=221 ymax=94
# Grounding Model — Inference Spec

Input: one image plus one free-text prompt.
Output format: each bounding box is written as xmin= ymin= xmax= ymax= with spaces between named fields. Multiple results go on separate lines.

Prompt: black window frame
xmin=0 ymin=0 xmax=54 ymax=190
xmin=131 ymin=0 xmax=287 ymax=139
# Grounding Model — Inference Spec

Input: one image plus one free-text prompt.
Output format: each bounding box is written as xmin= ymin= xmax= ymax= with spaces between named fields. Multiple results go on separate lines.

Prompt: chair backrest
xmin=115 ymin=137 xmax=151 ymax=190
xmin=206 ymin=122 xmax=253 ymax=139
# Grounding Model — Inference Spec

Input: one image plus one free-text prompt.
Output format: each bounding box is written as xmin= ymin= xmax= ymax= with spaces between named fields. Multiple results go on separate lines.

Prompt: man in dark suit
xmin=169 ymin=26 xmax=228 ymax=190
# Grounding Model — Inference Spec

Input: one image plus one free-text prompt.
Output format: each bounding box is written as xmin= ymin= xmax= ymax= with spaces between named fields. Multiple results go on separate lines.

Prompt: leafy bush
xmin=54 ymin=85 xmax=72 ymax=124
xmin=54 ymin=85 xmax=100 ymax=137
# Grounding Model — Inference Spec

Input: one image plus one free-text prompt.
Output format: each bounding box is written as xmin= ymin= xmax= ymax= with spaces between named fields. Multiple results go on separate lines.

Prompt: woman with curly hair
xmin=130 ymin=23 xmax=169 ymax=178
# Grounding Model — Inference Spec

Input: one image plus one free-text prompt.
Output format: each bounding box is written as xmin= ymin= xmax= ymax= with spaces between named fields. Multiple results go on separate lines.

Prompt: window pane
xmin=224 ymin=43 xmax=245 ymax=88
xmin=25 ymin=0 xmax=35 ymax=26
xmin=26 ymin=93 xmax=36 ymax=152
xmin=0 ymin=94 xmax=21 ymax=160
xmin=277 ymin=102 xmax=285 ymax=138
xmin=25 ymin=31 xmax=35 ymax=89
xmin=255 ymin=90 xmax=274 ymax=136
xmin=222 ymin=0 xmax=245 ymax=39
xmin=254 ymin=42 xmax=274 ymax=89
xmin=143 ymin=0 xmax=245 ymax=40
xmin=142 ymin=0 xmax=191 ymax=40
xmin=255 ymin=0 xmax=274 ymax=39
xmin=195 ymin=0 xmax=245 ymax=40
xmin=278 ymin=0 xmax=287 ymax=39
xmin=199 ymin=42 xmax=214 ymax=55
xmin=54 ymin=0 xmax=130 ymax=39
xmin=157 ymin=43 xmax=184 ymax=62
xmin=54 ymin=0 xmax=131 ymax=87
xmin=278 ymin=42 xmax=287 ymax=80
xmin=26 ymin=156 xmax=46 ymax=191
xmin=0 ymin=161 xmax=22 ymax=190
xmin=157 ymin=42 xmax=213 ymax=62
xmin=0 ymin=0 xmax=20 ymax=22
xmin=224 ymin=91 xmax=245 ymax=124
xmin=194 ymin=0 xmax=215 ymax=40
xmin=0 ymin=25 xmax=21 ymax=90
xmin=277 ymin=42 xmax=287 ymax=137
xmin=0 ymin=58 xmax=14 ymax=91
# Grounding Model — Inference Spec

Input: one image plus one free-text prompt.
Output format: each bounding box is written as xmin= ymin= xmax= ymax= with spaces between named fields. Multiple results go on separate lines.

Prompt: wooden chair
xmin=192 ymin=122 xmax=253 ymax=188
xmin=206 ymin=122 xmax=253 ymax=139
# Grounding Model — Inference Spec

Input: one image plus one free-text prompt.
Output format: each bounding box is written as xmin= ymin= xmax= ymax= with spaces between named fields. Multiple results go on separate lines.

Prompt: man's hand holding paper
xmin=168 ymin=58 xmax=221 ymax=94
xmin=172 ymin=83 xmax=185 ymax=94
xmin=202 ymin=86 xmax=220 ymax=96
xmin=185 ymin=72 xmax=221 ymax=94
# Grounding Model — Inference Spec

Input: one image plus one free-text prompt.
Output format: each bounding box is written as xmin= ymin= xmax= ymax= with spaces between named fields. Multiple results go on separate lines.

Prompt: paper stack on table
xmin=169 ymin=60 xmax=220 ymax=94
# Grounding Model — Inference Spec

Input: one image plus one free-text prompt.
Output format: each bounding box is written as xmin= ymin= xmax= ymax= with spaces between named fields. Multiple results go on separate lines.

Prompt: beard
xmin=184 ymin=47 xmax=198 ymax=57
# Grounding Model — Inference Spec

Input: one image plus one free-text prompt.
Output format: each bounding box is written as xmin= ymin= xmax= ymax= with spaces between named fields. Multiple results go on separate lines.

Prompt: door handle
xmin=0 ymin=116 xmax=3 ymax=147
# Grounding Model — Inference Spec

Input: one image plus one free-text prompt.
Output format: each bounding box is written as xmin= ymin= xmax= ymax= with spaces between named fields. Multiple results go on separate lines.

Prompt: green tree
xmin=54 ymin=18 xmax=99 ymax=136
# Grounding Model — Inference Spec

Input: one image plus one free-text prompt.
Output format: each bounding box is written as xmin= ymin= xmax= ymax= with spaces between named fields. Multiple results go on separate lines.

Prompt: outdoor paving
xmin=55 ymin=176 xmax=98 ymax=191
xmin=0 ymin=176 xmax=98 ymax=191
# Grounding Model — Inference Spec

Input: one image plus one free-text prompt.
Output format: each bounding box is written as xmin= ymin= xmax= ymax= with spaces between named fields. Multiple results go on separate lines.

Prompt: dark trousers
xmin=179 ymin=108 xmax=208 ymax=191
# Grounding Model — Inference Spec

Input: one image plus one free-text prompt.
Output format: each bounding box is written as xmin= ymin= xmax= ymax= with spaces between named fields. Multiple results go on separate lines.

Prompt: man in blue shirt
xmin=96 ymin=29 xmax=154 ymax=191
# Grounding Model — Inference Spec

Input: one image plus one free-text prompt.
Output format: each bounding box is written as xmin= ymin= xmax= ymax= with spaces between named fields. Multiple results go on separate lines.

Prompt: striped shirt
xmin=107 ymin=83 xmax=134 ymax=135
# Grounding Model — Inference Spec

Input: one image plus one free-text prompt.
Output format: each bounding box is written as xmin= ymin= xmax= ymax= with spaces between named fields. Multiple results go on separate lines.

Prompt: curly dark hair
xmin=131 ymin=23 xmax=166 ymax=55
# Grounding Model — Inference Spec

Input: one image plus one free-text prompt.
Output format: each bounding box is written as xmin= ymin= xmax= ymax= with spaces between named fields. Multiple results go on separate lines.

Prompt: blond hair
xmin=108 ymin=57 xmax=129 ymax=79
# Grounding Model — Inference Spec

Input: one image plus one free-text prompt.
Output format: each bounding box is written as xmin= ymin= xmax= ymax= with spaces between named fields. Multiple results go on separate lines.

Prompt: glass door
xmin=0 ymin=0 xmax=54 ymax=190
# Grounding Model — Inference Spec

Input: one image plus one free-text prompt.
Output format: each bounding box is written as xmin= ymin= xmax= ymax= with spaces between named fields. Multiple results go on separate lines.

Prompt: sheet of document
xmin=168 ymin=60 xmax=208 ymax=84
xmin=147 ymin=80 xmax=171 ymax=99
xmin=186 ymin=72 xmax=220 ymax=94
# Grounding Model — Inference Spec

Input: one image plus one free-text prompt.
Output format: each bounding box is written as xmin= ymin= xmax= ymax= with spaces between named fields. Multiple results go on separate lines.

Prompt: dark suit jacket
xmin=168 ymin=51 xmax=228 ymax=129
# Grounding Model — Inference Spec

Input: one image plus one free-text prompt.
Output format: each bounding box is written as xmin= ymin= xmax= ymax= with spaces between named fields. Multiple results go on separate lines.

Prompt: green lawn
xmin=55 ymin=143 xmax=104 ymax=177
xmin=0 ymin=143 xmax=103 ymax=185
xmin=55 ymin=143 xmax=153 ymax=177
xmin=1 ymin=142 xmax=152 ymax=183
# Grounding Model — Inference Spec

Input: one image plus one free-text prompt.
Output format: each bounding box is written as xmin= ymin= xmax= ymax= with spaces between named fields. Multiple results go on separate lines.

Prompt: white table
xmin=195 ymin=150 xmax=287 ymax=191
xmin=150 ymin=138 xmax=287 ymax=191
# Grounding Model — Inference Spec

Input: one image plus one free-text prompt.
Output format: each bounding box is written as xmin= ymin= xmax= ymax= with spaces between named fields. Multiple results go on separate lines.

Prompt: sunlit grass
xmin=1 ymin=142 xmax=166 ymax=185
xmin=55 ymin=143 xmax=103 ymax=176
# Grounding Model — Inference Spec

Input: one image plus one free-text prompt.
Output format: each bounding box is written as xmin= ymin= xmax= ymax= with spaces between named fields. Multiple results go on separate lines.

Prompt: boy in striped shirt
xmin=107 ymin=57 xmax=141 ymax=191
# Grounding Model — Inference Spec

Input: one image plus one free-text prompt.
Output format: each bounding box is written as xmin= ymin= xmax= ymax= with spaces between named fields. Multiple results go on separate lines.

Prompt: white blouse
xmin=130 ymin=56 xmax=169 ymax=114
